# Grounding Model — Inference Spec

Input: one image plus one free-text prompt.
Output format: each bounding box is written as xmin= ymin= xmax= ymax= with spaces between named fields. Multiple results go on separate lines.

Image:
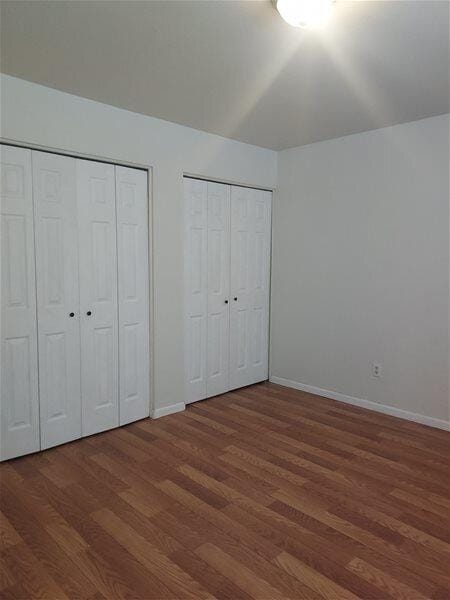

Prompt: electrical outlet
xmin=372 ymin=363 xmax=382 ymax=378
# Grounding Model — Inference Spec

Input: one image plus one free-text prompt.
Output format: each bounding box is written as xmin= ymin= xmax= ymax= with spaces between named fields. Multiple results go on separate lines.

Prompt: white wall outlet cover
xmin=372 ymin=363 xmax=382 ymax=378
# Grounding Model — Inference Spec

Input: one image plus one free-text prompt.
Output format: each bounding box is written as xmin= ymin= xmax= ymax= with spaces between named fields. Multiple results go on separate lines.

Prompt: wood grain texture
xmin=1 ymin=382 xmax=450 ymax=599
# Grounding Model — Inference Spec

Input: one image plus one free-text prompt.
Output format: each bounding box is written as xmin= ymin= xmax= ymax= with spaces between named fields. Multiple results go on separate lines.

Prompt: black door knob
xmin=86 ymin=311 xmax=92 ymax=316
xmin=224 ymin=300 xmax=229 ymax=304
xmin=69 ymin=312 xmax=75 ymax=317
xmin=234 ymin=297 xmax=238 ymax=301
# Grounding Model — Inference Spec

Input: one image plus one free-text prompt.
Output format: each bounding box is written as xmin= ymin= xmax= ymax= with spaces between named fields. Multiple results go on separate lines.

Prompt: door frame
xmin=0 ymin=138 xmax=155 ymax=419
xmin=183 ymin=174 xmax=275 ymax=401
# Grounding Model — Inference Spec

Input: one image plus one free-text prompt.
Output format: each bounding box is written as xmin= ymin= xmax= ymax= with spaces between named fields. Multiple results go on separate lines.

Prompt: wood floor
xmin=1 ymin=382 xmax=450 ymax=600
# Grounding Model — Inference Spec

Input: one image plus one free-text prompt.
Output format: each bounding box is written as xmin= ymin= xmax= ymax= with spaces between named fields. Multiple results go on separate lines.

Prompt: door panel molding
xmin=206 ymin=182 xmax=230 ymax=398
xmin=33 ymin=151 xmax=82 ymax=449
xmin=184 ymin=178 xmax=208 ymax=404
xmin=116 ymin=165 xmax=150 ymax=425
xmin=1 ymin=145 xmax=40 ymax=460
xmin=77 ymin=159 xmax=119 ymax=436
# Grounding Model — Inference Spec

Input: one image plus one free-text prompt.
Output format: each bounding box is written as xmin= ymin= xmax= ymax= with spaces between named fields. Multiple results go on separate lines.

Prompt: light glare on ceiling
xmin=276 ymin=0 xmax=334 ymax=28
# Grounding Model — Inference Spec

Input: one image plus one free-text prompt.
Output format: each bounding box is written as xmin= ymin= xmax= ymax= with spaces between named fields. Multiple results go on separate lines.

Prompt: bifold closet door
xmin=77 ymin=160 xmax=119 ymax=436
xmin=229 ymin=186 xmax=271 ymax=390
xmin=116 ymin=166 xmax=150 ymax=425
xmin=0 ymin=146 xmax=40 ymax=460
xmin=33 ymin=151 xmax=82 ymax=449
xmin=184 ymin=178 xmax=208 ymax=403
xmin=206 ymin=182 xmax=230 ymax=398
xmin=184 ymin=178 xmax=271 ymax=404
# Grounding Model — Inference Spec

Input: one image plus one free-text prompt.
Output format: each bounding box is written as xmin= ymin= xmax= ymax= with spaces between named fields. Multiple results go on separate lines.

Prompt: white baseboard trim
xmin=269 ymin=376 xmax=450 ymax=431
xmin=151 ymin=402 xmax=185 ymax=419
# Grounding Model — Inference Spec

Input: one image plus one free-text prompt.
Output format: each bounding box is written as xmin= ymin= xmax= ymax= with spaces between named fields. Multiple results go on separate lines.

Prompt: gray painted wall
xmin=271 ymin=115 xmax=449 ymax=424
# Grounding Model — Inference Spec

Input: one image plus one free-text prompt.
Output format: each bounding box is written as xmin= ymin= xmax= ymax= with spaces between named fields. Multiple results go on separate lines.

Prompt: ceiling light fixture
xmin=275 ymin=0 xmax=334 ymax=28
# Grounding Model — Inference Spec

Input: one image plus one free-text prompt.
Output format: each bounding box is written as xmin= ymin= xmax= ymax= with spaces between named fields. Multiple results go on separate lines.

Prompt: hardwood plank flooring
xmin=1 ymin=382 xmax=450 ymax=599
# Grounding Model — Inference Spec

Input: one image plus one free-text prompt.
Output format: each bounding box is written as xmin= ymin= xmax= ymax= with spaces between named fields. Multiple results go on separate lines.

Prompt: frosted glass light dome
xmin=276 ymin=0 xmax=334 ymax=28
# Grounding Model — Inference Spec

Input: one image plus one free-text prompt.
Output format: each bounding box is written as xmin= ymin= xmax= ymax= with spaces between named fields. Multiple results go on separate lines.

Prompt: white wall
xmin=271 ymin=115 xmax=449 ymax=427
xmin=0 ymin=74 xmax=277 ymax=413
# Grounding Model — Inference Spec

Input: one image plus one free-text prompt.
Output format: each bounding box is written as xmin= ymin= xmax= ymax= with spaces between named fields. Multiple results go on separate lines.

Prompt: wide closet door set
xmin=1 ymin=145 xmax=150 ymax=460
xmin=184 ymin=177 xmax=272 ymax=403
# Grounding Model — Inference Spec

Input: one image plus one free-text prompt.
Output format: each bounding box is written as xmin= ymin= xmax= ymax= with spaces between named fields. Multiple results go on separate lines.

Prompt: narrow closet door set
xmin=184 ymin=178 xmax=271 ymax=403
xmin=1 ymin=146 xmax=149 ymax=460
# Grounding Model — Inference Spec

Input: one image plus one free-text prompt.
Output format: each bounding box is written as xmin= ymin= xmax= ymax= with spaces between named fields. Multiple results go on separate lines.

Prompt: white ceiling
xmin=1 ymin=1 xmax=448 ymax=150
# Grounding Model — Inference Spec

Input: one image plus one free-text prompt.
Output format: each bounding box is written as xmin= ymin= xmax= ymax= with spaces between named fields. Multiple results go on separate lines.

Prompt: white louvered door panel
xmin=77 ymin=159 xmax=119 ymax=436
xmin=206 ymin=182 xmax=230 ymax=398
xmin=229 ymin=186 xmax=271 ymax=389
xmin=33 ymin=151 xmax=82 ymax=449
xmin=184 ymin=178 xmax=208 ymax=404
xmin=0 ymin=145 xmax=40 ymax=460
xmin=115 ymin=166 xmax=150 ymax=425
